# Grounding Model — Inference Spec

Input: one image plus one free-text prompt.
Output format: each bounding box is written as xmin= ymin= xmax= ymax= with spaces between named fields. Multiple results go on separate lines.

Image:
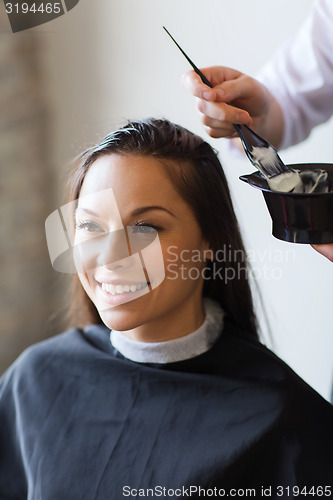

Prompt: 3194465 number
xmin=276 ymin=485 xmax=332 ymax=496
xmin=5 ymin=3 xmax=62 ymax=14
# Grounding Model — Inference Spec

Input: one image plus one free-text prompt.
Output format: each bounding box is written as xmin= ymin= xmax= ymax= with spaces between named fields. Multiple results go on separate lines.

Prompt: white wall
xmin=37 ymin=0 xmax=333 ymax=400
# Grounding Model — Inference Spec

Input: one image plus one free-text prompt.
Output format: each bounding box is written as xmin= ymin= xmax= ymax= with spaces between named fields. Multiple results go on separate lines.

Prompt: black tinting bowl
xmin=240 ymin=163 xmax=333 ymax=244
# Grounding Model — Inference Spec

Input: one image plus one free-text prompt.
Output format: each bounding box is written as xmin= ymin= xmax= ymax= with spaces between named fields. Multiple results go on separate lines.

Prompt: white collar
xmin=110 ymin=299 xmax=224 ymax=364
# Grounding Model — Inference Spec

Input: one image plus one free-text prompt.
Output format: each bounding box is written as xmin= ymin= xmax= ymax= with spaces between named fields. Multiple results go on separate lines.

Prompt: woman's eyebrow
xmin=75 ymin=206 xmax=175 ymax=218
xmin=130 ymin=206 xmax=175 ymax=218
xmin=75 ymin=207 xmax=99 ymax=217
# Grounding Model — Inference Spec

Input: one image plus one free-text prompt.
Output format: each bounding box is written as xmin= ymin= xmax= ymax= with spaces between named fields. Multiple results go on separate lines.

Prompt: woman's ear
xmin=203 ymin=248 xmax=214 ymax=262
xmin=202 ymin=239 xmax=213 ymax=261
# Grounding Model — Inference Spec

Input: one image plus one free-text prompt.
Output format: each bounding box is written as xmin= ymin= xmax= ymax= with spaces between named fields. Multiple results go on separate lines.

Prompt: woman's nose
xmin=97 ymin=229 xmax=129 ymax=268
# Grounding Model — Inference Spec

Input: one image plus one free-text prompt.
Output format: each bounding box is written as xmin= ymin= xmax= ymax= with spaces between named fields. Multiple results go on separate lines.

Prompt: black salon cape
xmin=0 ymin=318 xmax=332 ymax=500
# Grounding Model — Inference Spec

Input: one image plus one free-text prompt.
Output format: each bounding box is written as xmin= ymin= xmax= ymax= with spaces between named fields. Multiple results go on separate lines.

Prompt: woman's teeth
xmin=101 ymin=283 xmax=148 ymax=295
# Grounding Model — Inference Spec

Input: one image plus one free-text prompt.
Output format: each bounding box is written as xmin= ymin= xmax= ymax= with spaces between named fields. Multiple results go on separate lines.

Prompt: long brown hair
xmin=67 ymin=118 xmax=259 ymax=339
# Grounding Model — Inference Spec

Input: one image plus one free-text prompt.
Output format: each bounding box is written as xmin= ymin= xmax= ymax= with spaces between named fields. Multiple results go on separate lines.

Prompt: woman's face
xmin=74 ymin=154 xmax=211 ymax=341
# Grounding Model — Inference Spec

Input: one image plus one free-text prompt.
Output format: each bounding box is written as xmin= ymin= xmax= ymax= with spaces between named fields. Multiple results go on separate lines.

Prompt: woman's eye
xmin=129 ymin=223 xmax=159 ymax=234
xmin=75 ymin=221 xmax=103 ymax=233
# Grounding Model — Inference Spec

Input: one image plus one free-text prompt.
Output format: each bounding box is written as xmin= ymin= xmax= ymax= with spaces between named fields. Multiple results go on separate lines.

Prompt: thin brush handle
xmin=163 ymin=26 xmax=241 ymax=133
xmin=163 ymin=27 xmax=213 ymax=88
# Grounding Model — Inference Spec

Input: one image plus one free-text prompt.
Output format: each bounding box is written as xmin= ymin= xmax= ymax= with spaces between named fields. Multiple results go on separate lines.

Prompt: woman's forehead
xmin=79 ymin=154 xmax=182 ymax=204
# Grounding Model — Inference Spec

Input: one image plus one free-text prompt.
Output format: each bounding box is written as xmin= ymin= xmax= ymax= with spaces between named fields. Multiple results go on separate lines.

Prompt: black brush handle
xmin=192 ymin=67 xmax=213 ymax=88
xmin=163 ymin=26 xmax=213 ymax=88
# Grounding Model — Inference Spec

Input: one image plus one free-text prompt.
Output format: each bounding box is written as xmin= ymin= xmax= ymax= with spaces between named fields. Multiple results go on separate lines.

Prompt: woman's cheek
xmin=138 ymin=232 xmax=166 ymax=290
xmin=164 ymin=244 xmax=207 ymax=283
xmin=73 ymin=233 xmax=109 ymax=275
xmin=73 ymin=235 xmax=94 ymax=275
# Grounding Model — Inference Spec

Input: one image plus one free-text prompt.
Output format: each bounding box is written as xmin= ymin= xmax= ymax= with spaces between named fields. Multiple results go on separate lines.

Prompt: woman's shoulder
xmin=0 ymin=324 xmax=110 ymax=393
xmin=4 ymin=327 xmax=82 ymax=370
xmin=221 ymin=316 xmax=333 ymax=412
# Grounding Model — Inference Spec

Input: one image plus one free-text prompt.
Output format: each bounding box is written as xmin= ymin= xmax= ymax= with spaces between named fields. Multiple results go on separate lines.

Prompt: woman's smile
xmin=100 ymin=281 xmax=149 ymax=294
xmin=96 ymin=278 xmax=151 ymax=306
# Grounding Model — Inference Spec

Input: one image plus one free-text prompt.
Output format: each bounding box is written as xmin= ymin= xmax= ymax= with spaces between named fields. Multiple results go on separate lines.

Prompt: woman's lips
xmin=94 ymin=278 xmax=151 ymax=306
xmin=101 ymin=282 xmax=148 ymax=294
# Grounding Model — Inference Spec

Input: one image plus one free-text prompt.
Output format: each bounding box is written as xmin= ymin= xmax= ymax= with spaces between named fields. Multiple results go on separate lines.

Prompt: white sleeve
xmin=257 ymin=0 xmax=333 ymax=150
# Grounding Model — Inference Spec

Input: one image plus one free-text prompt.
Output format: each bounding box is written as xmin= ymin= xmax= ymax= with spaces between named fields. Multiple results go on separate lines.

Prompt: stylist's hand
xmin=181 ymin=66 xmax=284 ymax=148
xmin=312 ymin=244 xmax=333 ymax=262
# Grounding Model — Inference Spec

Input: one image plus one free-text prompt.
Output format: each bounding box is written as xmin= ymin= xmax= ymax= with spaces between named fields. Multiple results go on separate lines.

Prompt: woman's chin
xmin=98 ymin=308 xmax=144 ymax=333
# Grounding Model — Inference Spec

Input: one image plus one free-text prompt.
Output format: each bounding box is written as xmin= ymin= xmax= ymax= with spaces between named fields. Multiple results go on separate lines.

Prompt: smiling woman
xmin=0 ymin=118 xmax=332 ymax=498
xmin=70 ymin=120 xmax=257 ymax=336
xmin=71 ymin=153 xmax=243 ymax=342
xmin=67 ymin=118 xmax=258 ymax=340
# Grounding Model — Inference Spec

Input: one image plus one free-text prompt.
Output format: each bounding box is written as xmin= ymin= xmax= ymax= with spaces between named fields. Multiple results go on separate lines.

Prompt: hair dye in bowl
xmin=251 ymin=146 xmax=330 ymax=194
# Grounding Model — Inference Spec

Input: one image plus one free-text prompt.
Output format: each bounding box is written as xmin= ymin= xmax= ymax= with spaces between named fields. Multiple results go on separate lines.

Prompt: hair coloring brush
xmin=163 ymin=26 xmax=298 ymax=186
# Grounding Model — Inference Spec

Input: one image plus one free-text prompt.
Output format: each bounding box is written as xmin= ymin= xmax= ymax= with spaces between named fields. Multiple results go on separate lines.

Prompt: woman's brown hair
xmin=67 ymin=118 xmax=259 ymax=339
